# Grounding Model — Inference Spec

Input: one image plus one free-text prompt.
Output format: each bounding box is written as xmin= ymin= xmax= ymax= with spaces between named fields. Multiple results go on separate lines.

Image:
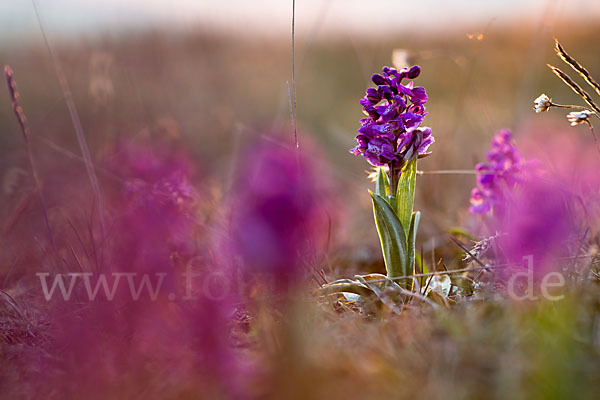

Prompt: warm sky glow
xmin=2 ymin=0 xmax=599 ymax=41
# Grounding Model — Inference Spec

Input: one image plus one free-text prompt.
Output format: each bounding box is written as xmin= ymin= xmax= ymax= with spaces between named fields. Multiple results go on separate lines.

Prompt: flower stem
xmin=587 ymin=125 xmax=600 ymax=156
xmin=389 ymin=162 xmax=399 ymax=198
xmin=551 ymin=102 xmax=600 ymax=121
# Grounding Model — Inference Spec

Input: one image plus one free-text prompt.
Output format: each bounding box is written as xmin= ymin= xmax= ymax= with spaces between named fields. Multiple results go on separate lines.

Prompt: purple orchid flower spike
xmin=349 ymin=65 xmax=434 ymax=189
xmin=346 ymin=66 xmax=434 ymax=282
xmin=470 ymin=130 xmax=526 ymax=216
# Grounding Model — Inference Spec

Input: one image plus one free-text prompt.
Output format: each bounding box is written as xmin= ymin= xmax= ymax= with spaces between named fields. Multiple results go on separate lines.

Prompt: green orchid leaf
xmin=375 ymin=167 xmax=390 ymax=198
xmin=370 ymin=192 xmax=408 ymax=280
xmin=387 ymin=195 xmax=397 ymax=210
xmin=407 ymin=211 xmax=421 ymax=278
xmin=396 ymin=159 xmax=417 ymax=237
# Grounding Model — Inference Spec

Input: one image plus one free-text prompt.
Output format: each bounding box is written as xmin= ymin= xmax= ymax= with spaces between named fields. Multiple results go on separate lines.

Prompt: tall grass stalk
xmin=33 ymin=0 xmax=106 ymax=236
xmin=4 ymin=66 xmax=57 ymax=257
xmin=290 ymin=0 xmax=298 ymax=149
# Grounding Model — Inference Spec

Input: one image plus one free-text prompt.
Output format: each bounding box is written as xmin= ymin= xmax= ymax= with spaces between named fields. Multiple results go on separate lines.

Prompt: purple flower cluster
xmin=470 ymin=130 xmax=524 ymax=214
xmin=499 ymin=179 xmax=576 ymax=278
xmin=106 ymin=139 xmax=198 ymax=264
xmin=231 ymin=141 xmax=324 ymax=292
xmin=350 ymin=66 xmax=434 ymax=167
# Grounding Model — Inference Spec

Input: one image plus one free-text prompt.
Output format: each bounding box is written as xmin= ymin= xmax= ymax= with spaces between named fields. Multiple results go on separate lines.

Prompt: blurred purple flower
xmin=494 ymin=130 xmax=600 ymax=278
xmin=350 ymin=65 xmax=434 ymax=168
xmin=469 ymin=130 xmax=526 ymax=215
xmin=38 ymin=139 xmax=246 ymax=399
xmin=106 ymin=139 xmax=199 ymax=274
xmin=231 ymin=141 xmax=326 ymax=292
xmin=469 ymin=188 xmax=491 ymax=214
xmin=499 ymin=179 xmax=578 ymax=277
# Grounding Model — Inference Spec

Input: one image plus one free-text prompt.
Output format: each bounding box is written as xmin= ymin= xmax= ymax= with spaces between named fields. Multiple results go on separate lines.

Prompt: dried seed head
xmin=534 ymin=93 xmax=552 ymax=113
xmin=567 ymin=110 xmax=593 ymax=126
xmin=554 ymin=39 xmax=600 ymax=98
xmin=548 ymin=64 xmax=600 ymax=114
xmin=4 ymin=65 xmax=30 ymax=142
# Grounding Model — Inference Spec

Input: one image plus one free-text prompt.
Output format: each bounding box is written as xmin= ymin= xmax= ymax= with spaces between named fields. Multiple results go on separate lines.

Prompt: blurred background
xmin=1 ymin=0 xmax=600 ymax=273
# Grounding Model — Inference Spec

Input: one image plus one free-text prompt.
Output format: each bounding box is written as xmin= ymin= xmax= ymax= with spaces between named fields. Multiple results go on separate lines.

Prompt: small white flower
xmin=424 ymin=275 xmax=452 ymax=297
xmin=534 ymin=94 xmax=552 ymax=113
xmin=567 ymin=110 xmax=593 ymax=126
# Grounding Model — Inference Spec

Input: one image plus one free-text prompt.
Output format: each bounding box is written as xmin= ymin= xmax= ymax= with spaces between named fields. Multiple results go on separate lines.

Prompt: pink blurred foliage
xmin=105 ymin=137 xmax=199 ymax=268
xmin=33 ymin=137 xmax=247 ymax=399
xmin=10 ymin=130 xmax=339 ymax=398
xmin=494 ymin=123 xmax=600 ymax=277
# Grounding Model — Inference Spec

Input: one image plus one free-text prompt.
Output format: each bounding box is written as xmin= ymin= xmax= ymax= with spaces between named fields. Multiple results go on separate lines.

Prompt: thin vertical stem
xmin=389 ymin=162 xmax=399 ymax=198
xmin=291 ymin=0 xmax=298 ymax=149
xmin=33 ymin=0 xmax=106 ymax=236
xmin=588 ymin=125 xmax=600 ymax=156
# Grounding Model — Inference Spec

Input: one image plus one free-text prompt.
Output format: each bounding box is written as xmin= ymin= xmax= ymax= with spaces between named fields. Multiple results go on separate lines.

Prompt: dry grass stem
xmin=548 ymin=64 xmax=600 ymax=114
xmin=555 ymin=39 xmax=600 ymax=97
xmin=4 ymin=66 xmax=57 ymax=256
